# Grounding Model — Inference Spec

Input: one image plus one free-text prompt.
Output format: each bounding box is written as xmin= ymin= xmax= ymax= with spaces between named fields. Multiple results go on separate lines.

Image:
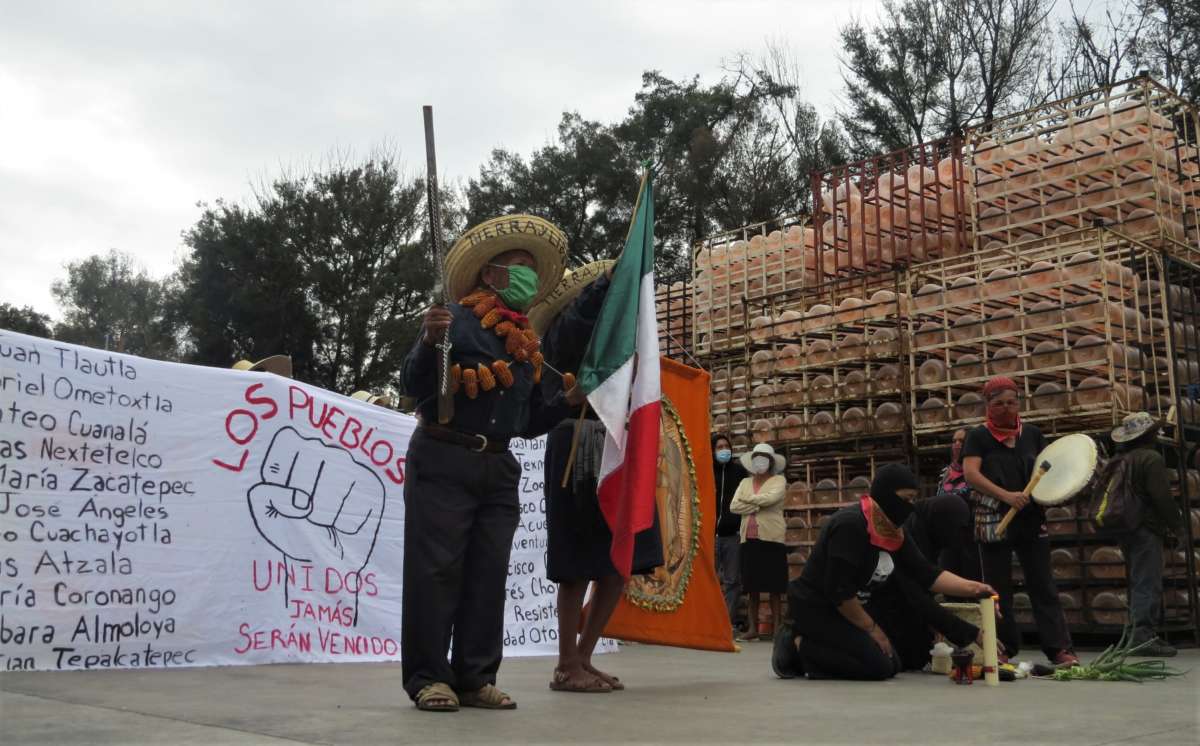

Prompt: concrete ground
xmin=1 ymin=644 xmax=1197 ymax=745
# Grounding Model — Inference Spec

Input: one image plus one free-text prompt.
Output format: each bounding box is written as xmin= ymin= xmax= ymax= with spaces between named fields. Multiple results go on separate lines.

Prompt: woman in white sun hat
xmin=730 ymin=442 xmax=789 ymax=641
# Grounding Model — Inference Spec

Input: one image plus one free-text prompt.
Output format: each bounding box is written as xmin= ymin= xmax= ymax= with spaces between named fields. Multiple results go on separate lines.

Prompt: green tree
xmin=839 ymin=0 xmax=944 ymax=154
xmin=1133 ymin=0 xmax=1200 ymax=101
xmin=466 ymin=113 xmax=636 ymax=267
xmin=839 ymin=0 xmax=1055 ymax=149
xmin=51 ymin=250 xmax=180 ymax=359
xmin=0 ymin=303 xmax=53 ymax=338
xmin=176 ymin=155 xmax=436 ymax=393
xmin=466 ymin=69 xmax=841 ymax=281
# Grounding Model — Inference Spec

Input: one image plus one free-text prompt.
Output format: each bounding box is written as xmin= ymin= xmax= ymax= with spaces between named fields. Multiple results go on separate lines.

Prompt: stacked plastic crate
xmin=691 ymin=75 xmax=1199 ymax=639
xmin=969 ymin=78 xmax=1199 ymax=256
xmin=812 ymin=136 xmax=972 ymax=272
xmin=742 ymin=271 xmax=914 ymax=582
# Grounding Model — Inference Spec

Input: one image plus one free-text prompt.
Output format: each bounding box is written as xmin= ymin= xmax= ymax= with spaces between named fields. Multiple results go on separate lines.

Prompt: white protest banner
xmin=0 ymin=329 xmax=585 ymax=671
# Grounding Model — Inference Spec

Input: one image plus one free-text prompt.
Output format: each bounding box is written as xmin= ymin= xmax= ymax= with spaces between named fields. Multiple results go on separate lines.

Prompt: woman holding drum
xmin=962 ymin=376 xmax=1079 ymax=666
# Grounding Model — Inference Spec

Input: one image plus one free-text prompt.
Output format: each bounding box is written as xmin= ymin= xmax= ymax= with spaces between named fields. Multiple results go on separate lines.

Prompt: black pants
xmin=978 ymin=537 xmax=1072 ymax=659
xmin=867 ymin=572 xmax=978 ymax=671
xmin=1120 ymin=527 xmax=1164 ymax=643
xmin=789 ymin=595 xmax=901 ymax=681
xmin=401 ymin=431 xmax=520 ymax=700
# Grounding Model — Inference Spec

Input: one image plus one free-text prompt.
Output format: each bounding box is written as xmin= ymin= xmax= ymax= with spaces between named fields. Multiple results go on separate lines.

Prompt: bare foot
xmin=583 ymin=662 xmax=624 ymax=690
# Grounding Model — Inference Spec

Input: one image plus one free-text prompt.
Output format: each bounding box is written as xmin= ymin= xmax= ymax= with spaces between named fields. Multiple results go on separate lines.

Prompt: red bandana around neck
xmin=860 ymin=495 xmax=904 ymax=551
xmin=985 ymin=416 xmax=1022 ymax=445
xmin=491 ymin=296 xmax=530 ymax=327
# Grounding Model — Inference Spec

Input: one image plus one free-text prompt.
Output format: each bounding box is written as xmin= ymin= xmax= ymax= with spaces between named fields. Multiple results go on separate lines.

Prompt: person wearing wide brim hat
xmin=527 ymin=260 xmax=614 ymax=335
xmin=532 ymin=258 xmax=663 ymax=694
xmin=400 ymin=214 xmax=578 ymax=713
xmin=1110 ymin=411 xmax=1160 ymax=443
xmin=350 ymin=390 xmax=394 ymax=409
xmin=231 ymin=355 xmax=292 ymax=378
xmin=1110 ymin=411 xmax=1184 ymax=657
xmin=737 ymin=443 xmax=787 ymax=475
xmin=729 ymin=442 xmax=789 ymax=641
xmin=444 ymin=214 xmax=568 ymax=308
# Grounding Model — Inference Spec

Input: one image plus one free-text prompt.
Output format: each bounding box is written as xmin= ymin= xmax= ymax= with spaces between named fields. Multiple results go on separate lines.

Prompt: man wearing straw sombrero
xmin=1108 ymin=412 xmax=1184 ymax=657
xmin=400 ymin=214 xmax=582 ymax=712
xmin=528 ymin=261 xmax=663 ymax=694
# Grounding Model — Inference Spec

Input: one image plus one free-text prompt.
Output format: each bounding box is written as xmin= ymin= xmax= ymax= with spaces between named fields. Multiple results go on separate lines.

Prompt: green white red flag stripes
xmin=577 ymin=170 xmax=661 ymax=578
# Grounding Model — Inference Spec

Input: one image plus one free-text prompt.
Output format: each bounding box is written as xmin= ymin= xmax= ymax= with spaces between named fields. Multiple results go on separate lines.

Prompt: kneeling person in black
xmin=773 ymin=465 xmax=996 ymax=681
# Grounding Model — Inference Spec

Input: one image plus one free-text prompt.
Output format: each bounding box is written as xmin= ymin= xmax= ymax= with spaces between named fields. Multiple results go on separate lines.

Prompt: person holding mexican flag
xmin=527 ymin=167 xmax=665 ymax=694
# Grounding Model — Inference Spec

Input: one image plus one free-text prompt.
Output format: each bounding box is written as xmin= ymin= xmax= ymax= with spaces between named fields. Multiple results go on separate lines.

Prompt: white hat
xmin=739 ymin=443 xmax=786 ymax=475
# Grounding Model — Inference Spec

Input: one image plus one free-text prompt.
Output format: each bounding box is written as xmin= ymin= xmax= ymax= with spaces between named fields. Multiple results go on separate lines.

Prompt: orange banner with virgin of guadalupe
xmin=602 ymin=357 xmax=736 ymax=651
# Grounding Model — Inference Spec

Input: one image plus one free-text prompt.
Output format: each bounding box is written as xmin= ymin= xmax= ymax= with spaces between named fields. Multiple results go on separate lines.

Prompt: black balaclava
xmin=870 ymin=463 xmax=920 ymax=525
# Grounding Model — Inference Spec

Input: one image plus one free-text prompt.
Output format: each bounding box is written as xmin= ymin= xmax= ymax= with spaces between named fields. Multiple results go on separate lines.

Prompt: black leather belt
xmin=419 ymin=424 xmax=510 ymax=453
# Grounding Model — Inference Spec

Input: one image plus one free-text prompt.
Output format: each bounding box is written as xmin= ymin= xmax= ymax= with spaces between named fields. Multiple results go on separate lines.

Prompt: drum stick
xmin=996 ymin=460 xmax=1052 ymax=538
xmin=981 ymin=594 xmax=999 ymax=687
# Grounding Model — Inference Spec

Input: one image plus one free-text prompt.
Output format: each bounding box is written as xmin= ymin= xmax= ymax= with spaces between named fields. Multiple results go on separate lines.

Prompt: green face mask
xmin=490 ymin=263 xmax=539 ymax=311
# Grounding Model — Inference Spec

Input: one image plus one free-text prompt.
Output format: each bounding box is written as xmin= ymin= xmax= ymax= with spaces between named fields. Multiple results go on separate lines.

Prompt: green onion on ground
xmin=1050 ymin=625 xmax=1187 ymax=683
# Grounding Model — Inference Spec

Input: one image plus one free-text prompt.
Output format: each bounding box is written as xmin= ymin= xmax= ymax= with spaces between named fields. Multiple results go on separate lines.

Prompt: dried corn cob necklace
xmin=451 ymin=290 xmax=575 ymax=399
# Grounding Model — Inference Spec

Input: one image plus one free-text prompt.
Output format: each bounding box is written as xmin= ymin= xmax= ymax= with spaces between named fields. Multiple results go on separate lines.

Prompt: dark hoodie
xmin=792 ymin=464 xmax=938 ymax=608
xmin=870 ymin=463 xmax=918 ymax=526
xmin=713 ymin=437 xmax=747 ymax=537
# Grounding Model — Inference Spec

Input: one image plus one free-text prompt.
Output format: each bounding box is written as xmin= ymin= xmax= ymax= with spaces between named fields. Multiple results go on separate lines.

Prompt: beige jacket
xmin=729 ymin=474 xmax=788 ymax=544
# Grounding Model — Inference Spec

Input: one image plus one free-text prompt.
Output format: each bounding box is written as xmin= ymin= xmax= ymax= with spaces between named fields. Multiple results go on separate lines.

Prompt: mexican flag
xmin=577 ymin=170 xmax=661 ymax=578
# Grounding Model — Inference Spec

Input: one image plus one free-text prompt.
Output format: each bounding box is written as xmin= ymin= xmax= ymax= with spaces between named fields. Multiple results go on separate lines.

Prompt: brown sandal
xmin=549 ymin=667 xmax=612 ymax=693
xmin=584 ymin=664 xmax=624 ymax=691
xmin=458 ymin=683 xmax=517 ymax=709
xmin=415 ymin=682 xmax=459 ymax=712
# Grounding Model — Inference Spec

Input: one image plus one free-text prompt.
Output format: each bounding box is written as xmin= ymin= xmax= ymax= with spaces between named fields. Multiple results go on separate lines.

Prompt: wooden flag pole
xmin=560 ymin=401 xmax=590 ymax=489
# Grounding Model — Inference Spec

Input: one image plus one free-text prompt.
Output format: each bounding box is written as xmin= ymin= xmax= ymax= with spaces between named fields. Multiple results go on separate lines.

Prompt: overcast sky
xmin=0 ymin=0 xmax=883 ymax=317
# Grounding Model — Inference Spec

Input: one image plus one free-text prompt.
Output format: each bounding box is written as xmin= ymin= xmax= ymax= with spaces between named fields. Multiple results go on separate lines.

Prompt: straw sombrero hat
xmin=232 ymin=355 xmax=293 ymax=378
xmin=350 ymin=390 xmax=394 ymax=408
xmin=527 ymin=260 xmax=615 ymax=334
xmin=445 ymin=215 xmax=567 ymax=305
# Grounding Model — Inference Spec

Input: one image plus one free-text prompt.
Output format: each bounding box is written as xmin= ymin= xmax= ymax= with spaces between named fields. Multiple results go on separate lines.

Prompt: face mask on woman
xmin=751 ymin=455 xmax=771 ymax=475
xmin=715 ymin=449 xmax=732 ymax=464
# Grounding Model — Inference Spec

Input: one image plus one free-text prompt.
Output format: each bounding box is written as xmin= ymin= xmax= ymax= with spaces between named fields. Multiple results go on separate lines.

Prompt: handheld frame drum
xmin=995 ymin=433 xmax=1100 ymax=537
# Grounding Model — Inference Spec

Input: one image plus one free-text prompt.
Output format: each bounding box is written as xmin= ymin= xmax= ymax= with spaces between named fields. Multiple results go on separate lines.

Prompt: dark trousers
xmin=868 ymin=572 xmax=978 ymax=670
xmin=978 ymin=537 xmax=1073 ymax=659
xmin=401 ymin=432 xmax=521 ymax=700
xmin=1120 ymin=527 xmax=1164 ymax=642
xmin=790 ymin=596 xmax=901 ymax=681
xmin=715 ymin=535 xmax=742 ymax=625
